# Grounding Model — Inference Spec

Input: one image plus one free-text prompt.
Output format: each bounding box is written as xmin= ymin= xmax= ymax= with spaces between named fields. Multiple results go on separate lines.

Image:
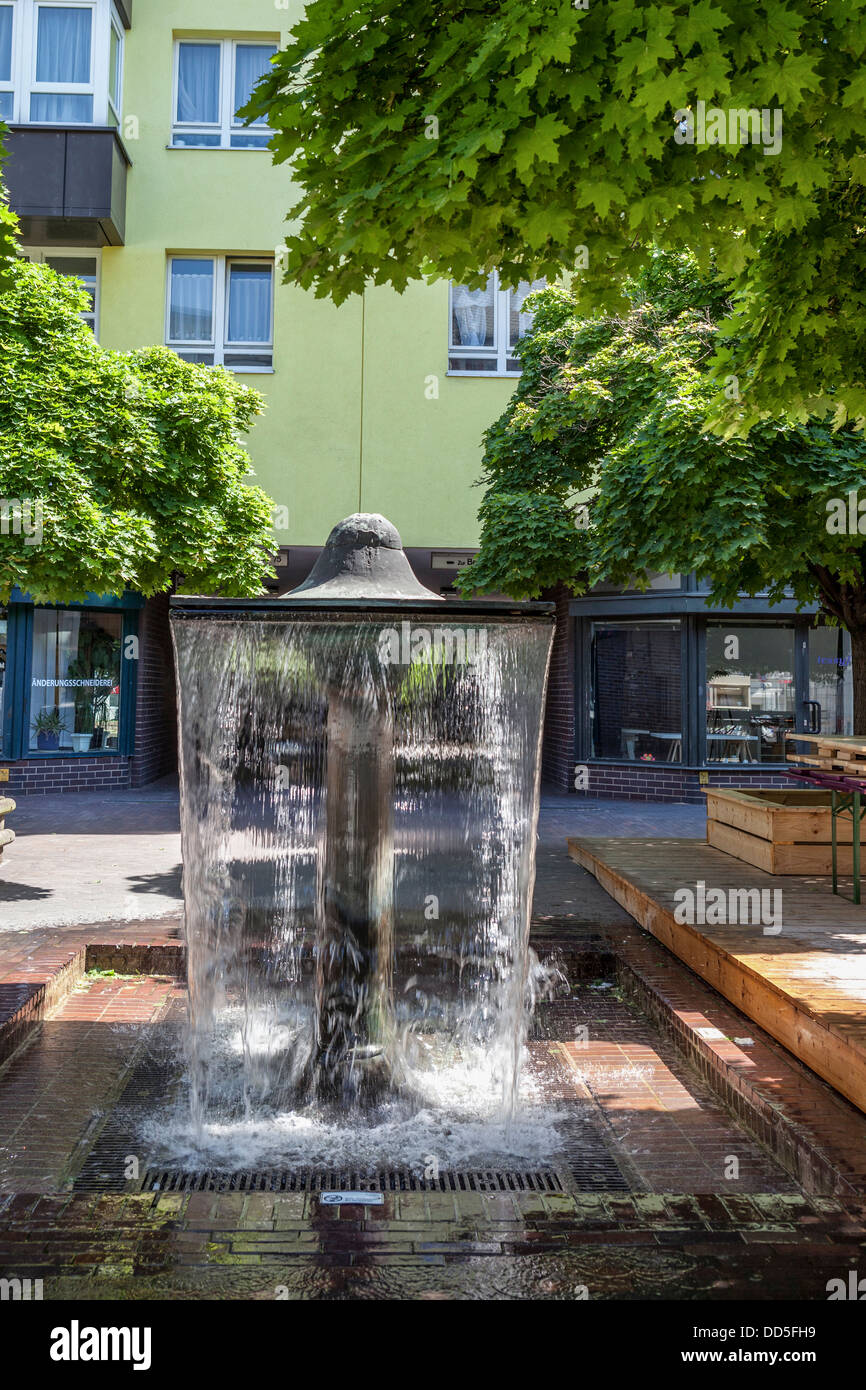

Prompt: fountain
xmin=170 ymin=514 xmax=554 ymax=1147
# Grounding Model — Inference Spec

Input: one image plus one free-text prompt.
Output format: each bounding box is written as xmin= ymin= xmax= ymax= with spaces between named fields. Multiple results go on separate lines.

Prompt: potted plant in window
xmin=32 ymin=708 xmax=68 ymax=752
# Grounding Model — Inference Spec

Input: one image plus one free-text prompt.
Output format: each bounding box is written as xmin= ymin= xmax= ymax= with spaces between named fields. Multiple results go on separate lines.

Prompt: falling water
xmin=170 ymin=609 xmax=554 ymax=1167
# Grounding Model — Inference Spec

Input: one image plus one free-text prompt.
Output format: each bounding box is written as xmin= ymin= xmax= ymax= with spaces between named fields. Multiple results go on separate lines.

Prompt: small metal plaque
xmin=319 ymin=1191 xmax=384 ymax=1207
xmin=0 ymin=769 xmax=8 ymax=782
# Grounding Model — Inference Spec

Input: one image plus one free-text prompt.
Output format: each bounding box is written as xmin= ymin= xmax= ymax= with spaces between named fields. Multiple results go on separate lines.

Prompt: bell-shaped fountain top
xmin=170 ymin=510 xmax=553 ymax=617
xmin=284 ymin=513 xmax=442 ymax=602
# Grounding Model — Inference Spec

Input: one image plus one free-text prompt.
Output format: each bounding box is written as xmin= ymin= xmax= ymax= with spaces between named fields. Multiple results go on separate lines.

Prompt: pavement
xmin=0 ymin=784 xmax=706 ymax=933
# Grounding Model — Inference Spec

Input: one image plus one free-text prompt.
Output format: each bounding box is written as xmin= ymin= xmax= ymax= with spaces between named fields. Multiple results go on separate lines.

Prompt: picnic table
xmin=785 ymin=733 xmax=866 ymax=903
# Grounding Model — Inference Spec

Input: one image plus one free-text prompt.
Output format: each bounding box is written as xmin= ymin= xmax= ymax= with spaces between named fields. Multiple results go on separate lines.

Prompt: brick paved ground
xmin=1 ymin=916 xmax=866 ymax=1297
xmin=5 ymin=788 xmax=866 ymax=1300
xmin=1 ymin=1188 xmax=863 ymax=1300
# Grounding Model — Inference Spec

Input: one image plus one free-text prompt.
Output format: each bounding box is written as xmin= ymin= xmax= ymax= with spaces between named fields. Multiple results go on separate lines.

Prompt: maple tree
xmin=248 ymin=0 xmax=866 ymax=430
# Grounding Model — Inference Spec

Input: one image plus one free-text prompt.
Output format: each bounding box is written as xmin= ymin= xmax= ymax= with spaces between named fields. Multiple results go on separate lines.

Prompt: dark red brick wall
xmin=541 ymin=584 xmax=576 ymax=791
xmin=4 ymin=756 xmax=131 ymax=794
xmin=131 ymin=593 xmax=177 ymax=788
xmin=580 ymin=763 xmax=793 ymax=804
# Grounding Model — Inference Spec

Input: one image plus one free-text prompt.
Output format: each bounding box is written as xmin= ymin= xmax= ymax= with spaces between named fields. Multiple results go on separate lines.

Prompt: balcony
xmin=3 ymin=126 xmax=130 ymax=247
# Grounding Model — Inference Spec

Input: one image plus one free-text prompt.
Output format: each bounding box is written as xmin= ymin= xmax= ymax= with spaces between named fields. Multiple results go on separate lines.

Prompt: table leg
xmin=855 ymin=789 xmax=861 ymax=907
xmin=832 ymin=789 xmax=838 ymax=896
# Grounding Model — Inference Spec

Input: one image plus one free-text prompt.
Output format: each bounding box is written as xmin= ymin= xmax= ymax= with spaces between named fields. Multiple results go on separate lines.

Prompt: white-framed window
xmin=23 ymin=247 xmax=100 ymax=334
xmin=448 ymin=273 xmax=545 ymax=375
xmin=0 ymin=4 xmax=14 ymax=120
xmin=107 ymin=5 xmax=121 ymax=124
xmin=166 ymin=255 xmax=274 ymax=371
xmin=0 ymin=0 xmax=123 ymax=125
xmin=171 ymin=37 xmax=276 ymax=148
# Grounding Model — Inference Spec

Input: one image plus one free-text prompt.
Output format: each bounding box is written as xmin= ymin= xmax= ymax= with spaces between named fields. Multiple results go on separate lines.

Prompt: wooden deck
xmin=568 ymin=836 xmax=866 ymax=1115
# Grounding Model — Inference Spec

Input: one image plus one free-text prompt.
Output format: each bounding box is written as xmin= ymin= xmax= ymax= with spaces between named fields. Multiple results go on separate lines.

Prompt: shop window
xmin=705 ymin=623 xmax=795 ymax=763
xmin=808 ymin=623 xmax=852 ymax=737
xmin=591 ymin=620 xmax=682 ymax=762
xmin=29 ymin=608 xmax=121 ymax=753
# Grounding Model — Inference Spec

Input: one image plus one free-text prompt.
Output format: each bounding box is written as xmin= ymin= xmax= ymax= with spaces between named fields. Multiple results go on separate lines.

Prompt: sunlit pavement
xmin=0 ymin=785 xmax=704 ymax=934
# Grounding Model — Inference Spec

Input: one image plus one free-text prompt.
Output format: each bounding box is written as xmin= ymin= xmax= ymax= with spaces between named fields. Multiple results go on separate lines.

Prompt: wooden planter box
xmin=0 ymin=796 xmax=14 ymax=863
xmin=705 ymin=788 xmax=854 ymax=875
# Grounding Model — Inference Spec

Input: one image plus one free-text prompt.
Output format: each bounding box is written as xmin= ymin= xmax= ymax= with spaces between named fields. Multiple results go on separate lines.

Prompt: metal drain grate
xmin=138 ymin=1167 xmax=566 ymax=1194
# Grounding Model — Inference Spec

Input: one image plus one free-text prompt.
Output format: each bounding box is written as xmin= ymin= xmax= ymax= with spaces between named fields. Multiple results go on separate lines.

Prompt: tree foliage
xmin=248 ymin=0 xmax=866 ymax=428
xmin=0 ymin=259 xmax=277 ymax=604
xmin=458 ymin=253 xmax=866 ymax=600
xmin=456 ymin=252 xmax=866 ymax=722
xmin=0 ymin=132 xmax=21 ymax=285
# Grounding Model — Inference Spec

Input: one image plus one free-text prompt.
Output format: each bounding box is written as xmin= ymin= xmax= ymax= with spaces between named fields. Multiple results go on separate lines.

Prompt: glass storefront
xmin=29 ymin=609 xmax=122 ymax=753
xmin=0 ymin=595 xmax=140 ymax=762
xmin=705 ymin=623 xmax=795 ymax=762
xmin=808 ymin=623 xmax=853 ymax=737
xmin=578 ymin=605 xmax=854 ymax=769
xmin=591 ymin=620 xmax=682 ymax=762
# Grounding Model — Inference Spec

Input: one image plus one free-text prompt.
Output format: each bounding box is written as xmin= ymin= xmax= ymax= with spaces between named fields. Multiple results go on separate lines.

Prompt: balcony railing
xmin=3 ymin=126 xmax=130 ymax=247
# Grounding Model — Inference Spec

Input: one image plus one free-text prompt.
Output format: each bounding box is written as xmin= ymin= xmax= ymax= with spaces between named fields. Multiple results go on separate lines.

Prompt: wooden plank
xmin=705 ymin=789 xmax=774 ymax=840
xmin=567 ymin=836 xmax=866 ymax=1115
xmin=705 ymin=787 xmax=852 ymax=849
xmin=708 ymin=818 xmax=776 ymax=872
xmin=786 ymin=733 xmax=866 ymax=756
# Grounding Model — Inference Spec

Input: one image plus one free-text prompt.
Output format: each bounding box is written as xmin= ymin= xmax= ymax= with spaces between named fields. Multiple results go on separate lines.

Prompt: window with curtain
xmin=172 ymin=37 xmax=276 ymax=148
xmin=30 ymin=4 xmax=94 ymax=122
xmin=107 ymin=12 xmax=121 ymax=121
xmin=166 ymin=256 xmax=273 ymax=370
xmin=29 ymin=609 xmax=122 ymax=754
xmin=0 ymin=5 xmax=13 ymax=121
xmin=0 ymin=0 xmax=122 ymax=125
xmin=449 ymin=272 xmax=545 ymax=374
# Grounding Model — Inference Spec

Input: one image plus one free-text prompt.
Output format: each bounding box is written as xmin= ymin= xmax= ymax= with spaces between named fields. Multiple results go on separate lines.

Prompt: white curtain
xmin=35 ymin=6 xmax=91 ymax=82
xmin=170 ymin=261 xmax=214 ymax=342
xmin=228 ymin=265 xmax=271 ymax=343
xmin=177 ymin=42 xmax=220 ymax=124
xmin=28 ymin=611 xmax=80 ymax=748
xmin=30 ymin=92 xmax=92 ymax=120
xmin=509 ymin=278 xmax=545 ymax=346
xmin=233 ymin=44 xmax=275 ymax=124
xmin=452 ymin=278 xmax=494 ymax=346
xmin=0 ymin=6 xmax=12 ymax=82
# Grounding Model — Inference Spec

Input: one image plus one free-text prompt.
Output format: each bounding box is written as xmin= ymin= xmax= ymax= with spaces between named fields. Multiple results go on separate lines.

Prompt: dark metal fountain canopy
xmin=170 ymin=513 xmax=555 ymax=620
